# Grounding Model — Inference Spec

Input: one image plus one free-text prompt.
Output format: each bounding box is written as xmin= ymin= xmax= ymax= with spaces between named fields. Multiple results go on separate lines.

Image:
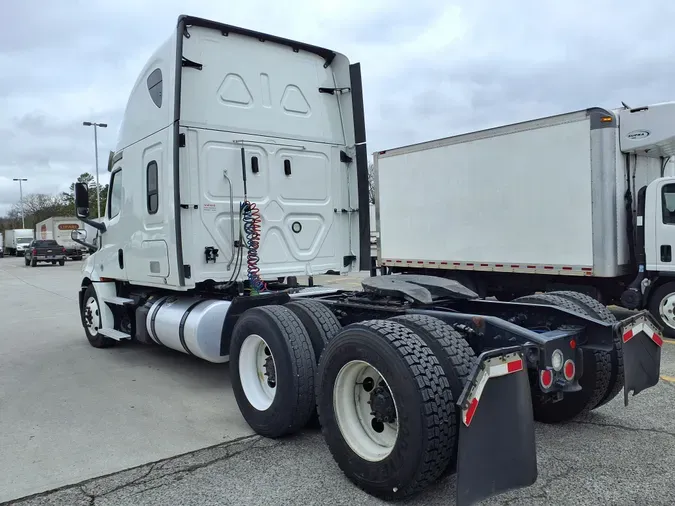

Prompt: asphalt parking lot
xmin=1 ymin=255 xmax=674 ymax=505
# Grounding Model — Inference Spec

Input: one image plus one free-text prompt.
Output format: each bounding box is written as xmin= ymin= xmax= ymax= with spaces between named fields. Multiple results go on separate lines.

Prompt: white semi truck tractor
xmin=73 ymin=15 xmax=664 ymax=506
xmin=374 ymin=103 xmax=675 ymax=337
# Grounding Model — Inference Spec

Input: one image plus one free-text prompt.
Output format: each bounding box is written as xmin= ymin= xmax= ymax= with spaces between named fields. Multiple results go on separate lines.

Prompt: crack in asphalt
xmin=115 ymin=437 xmax=282 ymax=499
xmin=565 ymin=420 xmax=675 ymax=438
xmin=80 ymin=463 xmax=159 ymax=504
xmin=1 ymin=434 xmax=264 ymax=506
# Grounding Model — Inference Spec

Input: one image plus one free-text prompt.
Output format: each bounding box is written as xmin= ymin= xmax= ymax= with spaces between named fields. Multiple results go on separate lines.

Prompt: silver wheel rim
xmin=333 ymin=360 xmax=399 ymax=462
xmin=659 ymin=292 xmax=675 ymax=330
xmin=84 ymin=296 xmax=100 ymax=335
xmin=239 ymin=334 xmax=277 ymax=411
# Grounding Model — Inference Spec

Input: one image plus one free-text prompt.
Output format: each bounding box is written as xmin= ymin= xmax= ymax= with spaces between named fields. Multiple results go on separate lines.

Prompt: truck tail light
xmin=62 ymin=248 xmax=66 ymax=254
xmin=32 ymin=248 xmax=37 ymax=255
xmin=563 ymin=360 xmax=575 ymax=381
xmin=540 ymin=369 xmax=553 ymax=389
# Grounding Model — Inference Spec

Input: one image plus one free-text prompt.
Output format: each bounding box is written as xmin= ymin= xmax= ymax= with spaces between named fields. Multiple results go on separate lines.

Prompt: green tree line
xmin=0 ymin=173 xmax=108 ymax=233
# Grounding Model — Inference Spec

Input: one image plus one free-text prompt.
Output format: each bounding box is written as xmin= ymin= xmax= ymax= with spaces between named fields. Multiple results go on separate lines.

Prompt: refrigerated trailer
xmin=35 ymin=216 xmax=87 ymax=259
xmin=375 ymin=103 xmax=675 ymax=337
xmin=72 ymin=15 xmax=663 ymax=506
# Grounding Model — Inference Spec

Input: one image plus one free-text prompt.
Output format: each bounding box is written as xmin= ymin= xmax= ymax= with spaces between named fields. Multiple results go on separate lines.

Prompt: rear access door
xmin=176 ymin=19 xmax=356 ymax=285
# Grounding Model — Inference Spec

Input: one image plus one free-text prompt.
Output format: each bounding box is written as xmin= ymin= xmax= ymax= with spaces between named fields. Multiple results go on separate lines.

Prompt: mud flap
xmin=456 ymin=347 xmax=537 ymax=506
xmin=619 ymin=312 xmax=663 ymax=406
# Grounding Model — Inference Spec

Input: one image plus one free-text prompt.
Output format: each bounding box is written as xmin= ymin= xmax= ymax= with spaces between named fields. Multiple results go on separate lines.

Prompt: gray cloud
xmin=2 ymin=0 xmax=675 ymax=215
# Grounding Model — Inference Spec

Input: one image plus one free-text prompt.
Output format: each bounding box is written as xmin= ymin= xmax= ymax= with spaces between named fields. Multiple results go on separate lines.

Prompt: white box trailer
xmin=67 ymin=15 xmax=664 ymax=506
xmin=35 ymin=217 xmax=87 ymax=259
xmin=374 ymin=102 xmax=675 ymax=335
xmin=4 ymin=229 xmax=34 ymax=256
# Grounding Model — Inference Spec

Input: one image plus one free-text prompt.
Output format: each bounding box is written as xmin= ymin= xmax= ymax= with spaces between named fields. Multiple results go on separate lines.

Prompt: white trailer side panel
xmin=377 ymin=115 xmax=595 ymax=271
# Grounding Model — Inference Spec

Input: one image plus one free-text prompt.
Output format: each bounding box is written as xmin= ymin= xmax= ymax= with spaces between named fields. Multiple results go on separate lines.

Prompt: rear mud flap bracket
xmin=456 ymin=346 xmax=537 ymax=506
xmin=619 ymin=313 xmax=663 ymax=406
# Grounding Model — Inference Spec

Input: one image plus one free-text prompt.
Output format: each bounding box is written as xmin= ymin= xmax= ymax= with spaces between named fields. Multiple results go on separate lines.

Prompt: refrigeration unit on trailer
xmin=4 ymin=229 xmax=34 ymax=256
xmin=375 ymin=103 xmax=675 ymax=336
xmin=35 ymin=216 xmax=87 ymax=259
xmin=72 ymin=15 xmax=663 ymax=506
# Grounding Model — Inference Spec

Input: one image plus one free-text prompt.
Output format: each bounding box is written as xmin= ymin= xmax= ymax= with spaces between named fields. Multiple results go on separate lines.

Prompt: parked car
xmin=24 ymin=240 xmax=67 ymax=267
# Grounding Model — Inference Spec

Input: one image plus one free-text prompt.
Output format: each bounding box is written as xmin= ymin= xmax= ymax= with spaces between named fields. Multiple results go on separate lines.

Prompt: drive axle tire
xmin=548 ymin=290 xmax=623 ymax=408
xmin=513 ymin=294 xmax=611 ymax=422
xmin=81 ymin=285 xmax=117 ymax=349
xmin=284 ymin=299 xmax=341 ymax=360
xmin=316 ymin=319 xmax=454 ymax=500
xmin=285 ymin=299 xmax=342 ymax=427
xmin=390 ymin=314 xmax=476 ymax=473
xmin=230 ymin=305 xmax=316 ymax=438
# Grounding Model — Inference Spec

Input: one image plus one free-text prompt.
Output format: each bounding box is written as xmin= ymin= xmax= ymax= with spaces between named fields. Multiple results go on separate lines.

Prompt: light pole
xmin=12 ymin=178 xmax=27 ymax=228
xmin=82 ymin=121 xmax=108 ymax=218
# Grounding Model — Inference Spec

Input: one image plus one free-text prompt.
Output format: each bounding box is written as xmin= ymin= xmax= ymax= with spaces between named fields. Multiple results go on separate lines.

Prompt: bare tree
xmin=368 ymin=163 xmax=376 ymax=204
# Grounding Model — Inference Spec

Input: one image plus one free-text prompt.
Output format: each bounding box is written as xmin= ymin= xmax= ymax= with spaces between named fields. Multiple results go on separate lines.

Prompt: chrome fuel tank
xmin=146 ymin=295 xmax=231 ymax=363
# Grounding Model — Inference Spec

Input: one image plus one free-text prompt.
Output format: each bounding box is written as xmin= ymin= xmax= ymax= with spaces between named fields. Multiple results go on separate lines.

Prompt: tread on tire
xmin=390 ymin=313 xmax=476 ymax=473
xmin=513 ymin=294 xmax=611 ymax=422
xmin=316 ymin=319 xmax=454 ymax=500
xmin=548 ymin=290 xmax=623 ymax=409
xmin=230 ymin=305 xmax=317 ymax=438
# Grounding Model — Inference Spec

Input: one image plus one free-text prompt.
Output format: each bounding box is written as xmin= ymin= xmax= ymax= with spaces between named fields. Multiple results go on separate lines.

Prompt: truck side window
xmin=147 ymin=68 xmax=162 ymax=108
xmin=109 ymin=169 xmax=123 ymax=219
xmin=147 ymin=161 xmax=159 ymax=214
xmin=663 ymin=184 xmax=675 ymax=225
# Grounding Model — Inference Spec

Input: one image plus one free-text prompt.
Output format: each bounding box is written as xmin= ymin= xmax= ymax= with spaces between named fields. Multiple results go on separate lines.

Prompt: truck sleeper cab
xmin=73 ymin=15 xmax=664 ymax=506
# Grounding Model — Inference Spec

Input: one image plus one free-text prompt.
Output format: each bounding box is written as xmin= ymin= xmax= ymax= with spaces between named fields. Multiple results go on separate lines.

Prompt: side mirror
xmin=74 ymin=182 xmax=90 ymax=218
xmin=71 ymin=229 xmax=87 ymax=241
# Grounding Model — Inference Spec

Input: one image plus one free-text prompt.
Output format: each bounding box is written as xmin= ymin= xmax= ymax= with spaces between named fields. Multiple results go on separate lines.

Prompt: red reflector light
xmin=652 ymin=332 xmax=663 ymax=347
xmin=540 ymin=369 xmax=553 ymax=389
xmin=507 ymin=358 xmax=524 ymax=373
xmin=464 ymin=397 xmax=479 ymax=426
xmin=569 ymin=339 xmax=576 ymax=349
xmin=622 ymin=329 xmax=634 ymax=343
xmin=563 ymin=360 xmax=575 ymax=381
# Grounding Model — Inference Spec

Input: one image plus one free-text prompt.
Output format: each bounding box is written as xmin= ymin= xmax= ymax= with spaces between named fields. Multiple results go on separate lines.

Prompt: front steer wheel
xmin=80 ymin=285 xmax=116 ymax=349
xmin=229 ymin=305 xmax=317 ymax=438
xmin=648 ymin=281 xmax=675 ymax=339
xmin=316 ymin=319 xmax=454 ymax=500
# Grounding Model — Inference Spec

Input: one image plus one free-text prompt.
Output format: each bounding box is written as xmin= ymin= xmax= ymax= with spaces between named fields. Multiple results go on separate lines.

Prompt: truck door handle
xmin=661 ymin=245 xmax=672 ymax=262
xmin=118 ymin=249 xmax=124 ymax=269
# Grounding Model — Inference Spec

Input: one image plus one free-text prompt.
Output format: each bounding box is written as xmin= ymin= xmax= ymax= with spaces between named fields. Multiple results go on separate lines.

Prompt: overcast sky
xmin=1 ymin=0 xmax=674 ymax=216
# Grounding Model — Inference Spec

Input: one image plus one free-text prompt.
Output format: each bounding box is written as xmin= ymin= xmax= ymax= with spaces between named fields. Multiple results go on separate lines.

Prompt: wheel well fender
xmin=79 ymin=278 xmax=92 ymax=313
xmin=644 ymin=274 xmax=675 ymax=305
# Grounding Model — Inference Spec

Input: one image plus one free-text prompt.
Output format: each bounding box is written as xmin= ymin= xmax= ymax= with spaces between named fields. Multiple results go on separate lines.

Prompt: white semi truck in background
xmin=375 ymin=103 xmax=675 ymax=337
xmin=4 ymin=229 xmax=35 ymax=256
xmin=35 ymin=216 xmax=87 ymax=260
xmin=70 ymin=15 xmax=664 ymax=506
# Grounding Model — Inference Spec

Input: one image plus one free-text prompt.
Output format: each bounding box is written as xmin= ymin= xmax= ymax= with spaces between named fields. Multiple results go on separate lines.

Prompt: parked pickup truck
xmin=24 ymin=240 xmax=67 ymax=267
